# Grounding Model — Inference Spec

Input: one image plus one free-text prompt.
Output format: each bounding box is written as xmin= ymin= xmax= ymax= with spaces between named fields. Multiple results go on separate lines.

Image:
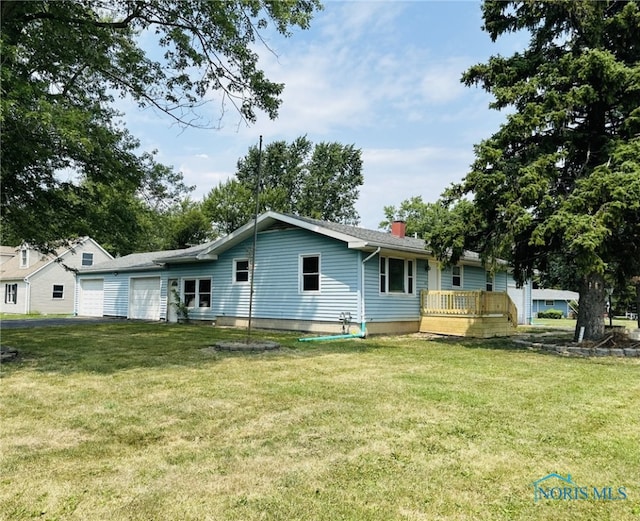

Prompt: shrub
xmin=537 ymin=309 xmax=564 ymax=319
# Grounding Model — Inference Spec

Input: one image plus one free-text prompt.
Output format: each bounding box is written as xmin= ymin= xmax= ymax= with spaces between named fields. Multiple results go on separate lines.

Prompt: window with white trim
xmin=234 ymin=259 xmax=250 ymax=283
xmin=184 ymin=278 xmax=211 ymax=308
xmin=300 ymin=255 xmax=320 ymax=292
xmin=82 ymin=252 xmax=94 ymax=266
xmin=52 ymin=284 xmax=64 ymax=299
xmin=486 ymin=271 xmax=494 ymax=292
xmin=379 ymin=256 xmax=416 ymax=294
xmin=452 ymin=265 xmax=462 ymax=288
xmin=20 ymin=249 xmax=28 ymax=268
xmin=5 ymin=284 xmax=17 ymax=304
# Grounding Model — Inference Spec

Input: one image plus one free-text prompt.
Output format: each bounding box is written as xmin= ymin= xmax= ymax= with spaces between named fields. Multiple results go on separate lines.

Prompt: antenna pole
xmin=247 ymin=135 xmax=262 ymax=339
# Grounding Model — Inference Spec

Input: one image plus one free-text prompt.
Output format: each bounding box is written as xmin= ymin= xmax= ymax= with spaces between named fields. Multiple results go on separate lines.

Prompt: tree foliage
xmin=203 ymin=137 xmax=364 ymax=233
xmin=381 ymin=196 xmax=475 ymax=264
xmin=438 ymin=0 xmax=640 ymax=340
xmin=0 ymin=0 xmax=321 ymax=250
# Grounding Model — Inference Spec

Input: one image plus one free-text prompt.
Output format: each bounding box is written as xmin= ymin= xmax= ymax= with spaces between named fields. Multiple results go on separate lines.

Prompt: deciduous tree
xmin=1 ymin=0 xmax=321 ymax=249
xmin=203 ymin=137 xmax=363 ymax=232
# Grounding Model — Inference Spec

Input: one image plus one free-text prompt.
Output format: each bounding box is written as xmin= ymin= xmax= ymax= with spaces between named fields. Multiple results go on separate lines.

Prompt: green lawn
xmin=528 ymin=317 xmax=638 ymax=331
xmin=1 ymin=323 xmax=638 ymax=520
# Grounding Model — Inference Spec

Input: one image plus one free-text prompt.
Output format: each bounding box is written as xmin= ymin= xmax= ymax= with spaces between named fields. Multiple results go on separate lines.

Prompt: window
xmin=52 ymin=285 xmax=64 ymax=299
xmin=379 ymin=256 xmax=415 ymax=294
xmin=82 ymin=252 xmax=94 ymax=266
xmin=486 ymin=271 xmax=494 ymax=292
xmin=545 ymin=300 xmax=555 ymax=306
xmin=452 ymin=265 xmax=462 ymax=288
xmin=4 ymin=284 xmax=17 ymax=304
xmin=234 ymin=259 xmax=250 ymax=283
xmin=300 ymin=255 xmax=320 ymax=292
xmin=20 ymin=249 xmax=28 ymax=268
xmin=183 ymin=278 xmax=211 ymax=308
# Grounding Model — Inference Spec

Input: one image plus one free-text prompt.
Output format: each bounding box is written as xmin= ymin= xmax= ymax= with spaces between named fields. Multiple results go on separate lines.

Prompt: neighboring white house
xmin=0 ymin=238 xmax=113 ymax=315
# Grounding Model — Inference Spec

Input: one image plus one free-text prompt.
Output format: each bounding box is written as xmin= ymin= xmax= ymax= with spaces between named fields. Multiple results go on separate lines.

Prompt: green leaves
xmin=1 ymin=0 xmax=321 ymax=249
xmin=203 ymin=137 xmax=363 ymax=233
xmin=451 ymin=1 xmax=640 ymax=338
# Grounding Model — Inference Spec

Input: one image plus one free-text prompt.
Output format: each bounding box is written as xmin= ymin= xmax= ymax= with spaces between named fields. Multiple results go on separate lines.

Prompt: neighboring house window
xmin=4 ymin=284 xmax=17 ymax=304
xmin=52 ymin=285 xmax=64 ymax=299
xmin=20 ymin=249 xmax=28 ymax=268
xmin=545 ymin=300 xmax=555 ymax=306
xmin=379 ymin=256 xmax=415 ymax=294
xmin=234 ymin=259 xmax=250 ymax=283
xmin=82 ymin=252 xmax=94 ymax=266
xmin=486 ymin=271 xmax=494 ymax=292
xmin=452 ymin=265 xmax=462 ymax=288
xmin=300 ymin=255 xmax=320 ymax=292
xmin=184 ymin=279 xmax=212 ymax=308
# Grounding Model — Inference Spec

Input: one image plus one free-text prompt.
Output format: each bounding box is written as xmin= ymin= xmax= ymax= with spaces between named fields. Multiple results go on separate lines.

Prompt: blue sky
xmin=123 ymin=1 xmax=527 ymax=230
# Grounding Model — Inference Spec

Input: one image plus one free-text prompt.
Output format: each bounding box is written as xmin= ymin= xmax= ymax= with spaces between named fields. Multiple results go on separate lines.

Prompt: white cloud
xmin=356 ymin=145 xmax=475 ymax=229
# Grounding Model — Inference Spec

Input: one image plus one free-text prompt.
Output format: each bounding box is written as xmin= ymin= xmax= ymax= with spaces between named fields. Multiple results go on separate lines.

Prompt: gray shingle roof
xmin=287 ymin=214 xmax=429 ymax=252
xmin=79 ymin=244 xmax=207 ymax=272
xmin=79 ymin=212 xmax=489 ymax=271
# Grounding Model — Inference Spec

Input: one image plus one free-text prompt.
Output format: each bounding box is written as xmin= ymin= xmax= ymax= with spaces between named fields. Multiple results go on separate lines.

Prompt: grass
xmin=525 ymin=317 xmax=637 ymax=333
xmin=1 ymin=323 xmax=639 ymax=520
xmin=0 ymin=313 xmax=72 ymax=321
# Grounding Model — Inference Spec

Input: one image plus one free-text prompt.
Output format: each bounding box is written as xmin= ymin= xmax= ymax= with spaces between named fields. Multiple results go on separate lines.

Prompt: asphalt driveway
xmin=1 ymin=317 xmax=128 ymax=329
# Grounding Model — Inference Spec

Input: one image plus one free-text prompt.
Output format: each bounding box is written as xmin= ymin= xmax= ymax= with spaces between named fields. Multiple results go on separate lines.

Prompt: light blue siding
xmin=362 ymin=256 xmax=427 ymax=323
xmin=533 ymin=299 xmax=572 ymax=317
xmin=215 ymin=228 xmax=360 ymax=322
xmin=440 ymin=264 xmax=509 ymax=292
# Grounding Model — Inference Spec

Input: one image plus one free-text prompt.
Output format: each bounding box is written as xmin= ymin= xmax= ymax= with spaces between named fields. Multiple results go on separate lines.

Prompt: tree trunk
xmin=574 ymin=272 xmax=606 ymax=341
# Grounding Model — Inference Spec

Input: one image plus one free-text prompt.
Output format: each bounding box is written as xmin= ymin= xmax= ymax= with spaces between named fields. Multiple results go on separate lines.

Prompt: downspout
xmin=298 ymin=247 xmax=380 ymax=342
xmin=24 ymin=278 xmax=30 ymax=314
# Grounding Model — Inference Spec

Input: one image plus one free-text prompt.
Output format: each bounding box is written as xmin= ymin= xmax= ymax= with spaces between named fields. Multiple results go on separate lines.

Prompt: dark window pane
xmin=303 ymin=274 xmax=319 ymax=291
xmin=302 ymin=256 xmax=319 ymax=273
xmin=389 ymin=258 xmax=405 ymax=292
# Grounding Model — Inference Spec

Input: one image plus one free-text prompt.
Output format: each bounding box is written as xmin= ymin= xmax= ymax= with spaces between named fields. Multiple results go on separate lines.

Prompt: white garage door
xmin=129 ymin=277 xmax=161 ymax=320
xmin=79 ymin=279 xmax=104 ymax=317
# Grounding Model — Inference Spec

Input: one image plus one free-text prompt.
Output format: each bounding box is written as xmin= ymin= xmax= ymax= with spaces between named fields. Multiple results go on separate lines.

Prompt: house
xmin=0 ymin=246 xmax=16 ymax=265
xmin=0 ymin=238 xmax=113 ymax=315
xmin=76 ymin=212 xmax=516 ymax=337
xmin=532 ymin=289 xmax=579 ymax=318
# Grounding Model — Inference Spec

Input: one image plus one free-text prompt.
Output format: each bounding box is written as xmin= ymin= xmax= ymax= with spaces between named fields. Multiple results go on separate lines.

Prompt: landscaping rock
xmin=0 ymin=346 xmax=18 ymax=362
xmin=213 ymin=340 xmax=280 ymax=352
xmin=610 ymin=349 xmax=624 ymax=357
xmin=624 ymin=348 xmax=639 ymax=357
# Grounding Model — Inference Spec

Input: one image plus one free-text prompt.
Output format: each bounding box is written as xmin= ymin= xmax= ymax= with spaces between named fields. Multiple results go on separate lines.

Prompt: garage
xmin=129 ymin=277 xmax=161 ymax=320
xmin=78 ymin=279 xmax=104 ymax=317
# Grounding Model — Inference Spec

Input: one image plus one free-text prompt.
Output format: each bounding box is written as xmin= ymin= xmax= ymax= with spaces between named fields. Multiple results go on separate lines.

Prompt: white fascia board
xmin=356 ymin=242 xmax=433 ymax=258
xmin=272 ymin=212 xmax=362 ymax=244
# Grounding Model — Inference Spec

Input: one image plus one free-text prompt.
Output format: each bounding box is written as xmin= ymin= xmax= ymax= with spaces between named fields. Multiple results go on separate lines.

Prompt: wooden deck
xmin=420 ymin=290 xmax=517 ymax=338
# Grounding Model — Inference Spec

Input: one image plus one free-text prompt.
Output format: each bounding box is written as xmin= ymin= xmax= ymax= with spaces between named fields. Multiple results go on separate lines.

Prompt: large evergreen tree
xmin=439 ymin=0 xmax=640 ymax=340
xmin=1 ymin=1 xmax=321 ymax=249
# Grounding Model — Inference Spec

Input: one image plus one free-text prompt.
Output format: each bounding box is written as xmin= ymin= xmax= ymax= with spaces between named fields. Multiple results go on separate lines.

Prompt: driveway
xmin=1 ymin=317 xmax=128 ymax=329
